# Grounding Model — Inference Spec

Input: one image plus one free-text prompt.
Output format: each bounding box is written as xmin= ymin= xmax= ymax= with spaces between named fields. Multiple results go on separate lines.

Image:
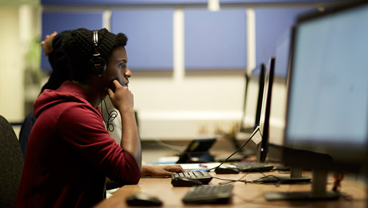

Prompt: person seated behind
xmin=15 ymin=28 xmax=182 ymax=208
xmin=18 ymin=30 xmax=72 ymax=157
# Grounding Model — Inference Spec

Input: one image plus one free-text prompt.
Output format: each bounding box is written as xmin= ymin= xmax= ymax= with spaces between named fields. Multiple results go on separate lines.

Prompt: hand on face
xmin=106 ymin=80 xmax=134 ymax=112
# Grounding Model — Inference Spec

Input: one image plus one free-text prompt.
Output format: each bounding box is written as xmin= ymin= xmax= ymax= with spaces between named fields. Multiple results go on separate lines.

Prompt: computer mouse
xmin=126 ymin=193 xmax=163 ymax=206
xmin=215 ymin=167 xmax=240 ymax=174
xmin=171 ymin=177 xmax=203 ymax=187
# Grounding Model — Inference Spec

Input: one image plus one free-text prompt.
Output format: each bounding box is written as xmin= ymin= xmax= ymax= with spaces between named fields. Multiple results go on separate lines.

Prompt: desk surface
xmin=94 ymin=171 xmax=367 ymax=208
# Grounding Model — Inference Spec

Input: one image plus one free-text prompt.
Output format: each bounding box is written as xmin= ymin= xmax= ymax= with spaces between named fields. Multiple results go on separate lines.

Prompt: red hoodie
xmin=15 ymin=81 xmax=140 ymax=208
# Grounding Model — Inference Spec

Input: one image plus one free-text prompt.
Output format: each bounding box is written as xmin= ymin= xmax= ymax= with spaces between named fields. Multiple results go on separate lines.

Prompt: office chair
xmin=0 ymin=115 xmax=24 ymax=208
xmin=18 ymin=112 xmax=36 ymax=158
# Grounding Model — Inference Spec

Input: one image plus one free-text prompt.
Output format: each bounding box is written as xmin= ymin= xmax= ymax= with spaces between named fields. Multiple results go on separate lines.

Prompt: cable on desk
xmin=252 ymin=175 xmax=283 ymax=187
xmin=213 ymin=169 xmax=282 ymax=187
xmin=207 ymin=128 xmax=261 ymax=172
xmin=205 ymin=127 xmax=284 ymax=186
xmin=213 ymin=176 xmax=249 ymax=184
xmin=214 ymin=172 xmax=250 ymax=185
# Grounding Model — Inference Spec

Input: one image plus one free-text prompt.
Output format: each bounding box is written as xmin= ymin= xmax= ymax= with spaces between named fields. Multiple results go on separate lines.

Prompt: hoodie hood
xmin=33 ymin=81 xmax=91 ymax=118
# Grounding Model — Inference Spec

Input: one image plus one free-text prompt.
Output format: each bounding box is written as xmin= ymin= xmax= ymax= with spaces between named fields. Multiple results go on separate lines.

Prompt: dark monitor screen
xmin=241 ymin=64 xmax=266 ymax=132
xmin=256 ymin=57 xmax=275 ymax=163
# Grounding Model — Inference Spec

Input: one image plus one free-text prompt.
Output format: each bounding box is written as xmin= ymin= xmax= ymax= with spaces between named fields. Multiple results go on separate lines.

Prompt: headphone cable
xmin=97 ymin=76 xmax=118 ymax=132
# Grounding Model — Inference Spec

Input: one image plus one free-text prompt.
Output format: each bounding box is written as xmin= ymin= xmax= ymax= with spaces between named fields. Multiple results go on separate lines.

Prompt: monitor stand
xmin=253 ymin=167 xmax=311 ymax=184
xmin=263 ymin=169 xmax=340 ymax=201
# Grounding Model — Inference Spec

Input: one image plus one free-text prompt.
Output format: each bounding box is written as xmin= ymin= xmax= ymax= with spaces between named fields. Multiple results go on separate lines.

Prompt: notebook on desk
xmin=177 ymin=163 xmax=221 ymax=172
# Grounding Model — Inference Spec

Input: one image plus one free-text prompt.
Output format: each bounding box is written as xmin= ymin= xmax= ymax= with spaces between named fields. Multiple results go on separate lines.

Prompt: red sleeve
xmin=57 ymin=104 xmax=141 ymax=184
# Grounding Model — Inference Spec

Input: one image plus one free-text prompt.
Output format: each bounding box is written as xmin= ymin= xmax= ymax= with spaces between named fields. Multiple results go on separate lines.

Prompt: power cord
xmin=207 ymin=127 xmax=261 ymax=172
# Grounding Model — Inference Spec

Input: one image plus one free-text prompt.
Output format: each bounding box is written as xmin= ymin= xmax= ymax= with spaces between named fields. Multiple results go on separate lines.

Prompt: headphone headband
xmin=89 ymin=30 xmax=106 ymax=76
xmin=93 ymin=30 xmax=98 ymax=47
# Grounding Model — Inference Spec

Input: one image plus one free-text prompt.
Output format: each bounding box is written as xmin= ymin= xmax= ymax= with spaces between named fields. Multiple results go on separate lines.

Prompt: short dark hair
xmin=61 ymin=28 xmax=128 ymax=82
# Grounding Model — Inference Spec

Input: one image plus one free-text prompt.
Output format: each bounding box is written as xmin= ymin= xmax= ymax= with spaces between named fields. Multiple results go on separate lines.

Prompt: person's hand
xmin=107 ymin=80 xmax=134 ymax=113
xmin=40 ymin=31 xmax=57 ymax=56
xmin=141 ymin=165 xmax=185 ymax=177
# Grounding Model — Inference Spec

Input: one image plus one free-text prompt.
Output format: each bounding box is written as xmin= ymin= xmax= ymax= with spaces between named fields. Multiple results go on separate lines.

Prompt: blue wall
xmin=255 ymin=8 xmax=312 ymax=76
xmin=184 ymin=8 xmax=247 ymax=70
xmin=41 ymin=1 xmax=342 ymax=76
xmin=111 ymin=9 xmax=174 ymax=70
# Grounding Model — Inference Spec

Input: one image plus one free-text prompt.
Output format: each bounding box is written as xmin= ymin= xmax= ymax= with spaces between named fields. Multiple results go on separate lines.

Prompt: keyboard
xmin=172 ymin=171 xmax=213 ymax=184
xmin=232 ymin=161 xmax=274 ymax=172
xmin=182 ymin=184 xmax=234 ymax=204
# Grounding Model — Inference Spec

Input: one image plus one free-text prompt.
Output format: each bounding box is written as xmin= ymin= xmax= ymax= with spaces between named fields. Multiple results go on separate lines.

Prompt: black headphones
xmin=89 ymin=30 xmax=106 ymax=76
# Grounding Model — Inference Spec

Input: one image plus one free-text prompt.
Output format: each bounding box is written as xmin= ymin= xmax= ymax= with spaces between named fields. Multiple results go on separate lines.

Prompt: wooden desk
xmin=95 ymin=171 xmax=367 ymax=208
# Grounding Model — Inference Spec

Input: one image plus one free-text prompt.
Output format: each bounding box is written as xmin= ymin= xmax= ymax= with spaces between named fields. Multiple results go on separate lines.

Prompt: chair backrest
xmin=0 ymin=115 xmax=24 ymax=208
xmin=19 ymin=112 xmax=37 ymax=158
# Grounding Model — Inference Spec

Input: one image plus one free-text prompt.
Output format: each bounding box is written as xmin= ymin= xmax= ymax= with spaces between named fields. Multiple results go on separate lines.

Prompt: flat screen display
xmin=284 ymin=3 xmax=368 ymax=171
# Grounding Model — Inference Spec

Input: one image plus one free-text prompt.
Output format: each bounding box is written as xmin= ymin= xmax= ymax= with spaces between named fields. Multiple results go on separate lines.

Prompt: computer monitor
xmin=230 ymin=64 xmax=266 ymax=157
xmin=266 ymin=2 xmax=368 ymax=200
xmin=228 ymin=72 xmax=251 ymax=154
xmin=242 ymin=64 xmax=266 ymax=131
xmin=266 ymin=28 xmax=293 ymax=164
xmin=253 ymin=65 xmax=266 ymax=131
xmin=239 ymin=73 xmax=250 ymax=132
xmin=256 ymin=57 xmax=275 ymax=163
xmin=238 ymin=64 xmax=266 ymax=133
xmin=258 ymin=56 xmax=311 ymax=184
xmin=226 ymin=58 xmax=273 ymax=178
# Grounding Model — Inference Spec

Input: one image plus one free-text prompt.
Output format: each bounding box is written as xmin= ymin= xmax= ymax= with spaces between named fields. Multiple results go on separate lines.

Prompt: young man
xmin=38 ymin=31 xmax=183 ymax=180
xmin=15 ymin=28 xmax=182 ymax=207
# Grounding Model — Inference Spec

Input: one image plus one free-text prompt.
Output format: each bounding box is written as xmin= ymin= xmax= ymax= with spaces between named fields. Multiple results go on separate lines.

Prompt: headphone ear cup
xmin=89 ymin=56 xmax=106 ymax=76
xmin=90 ymin=30 xmax=106 ymax=76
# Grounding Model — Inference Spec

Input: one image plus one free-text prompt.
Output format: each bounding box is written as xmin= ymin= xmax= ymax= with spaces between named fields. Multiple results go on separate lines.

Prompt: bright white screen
xmin=286 ymin=5 xmax=368 ymax=157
